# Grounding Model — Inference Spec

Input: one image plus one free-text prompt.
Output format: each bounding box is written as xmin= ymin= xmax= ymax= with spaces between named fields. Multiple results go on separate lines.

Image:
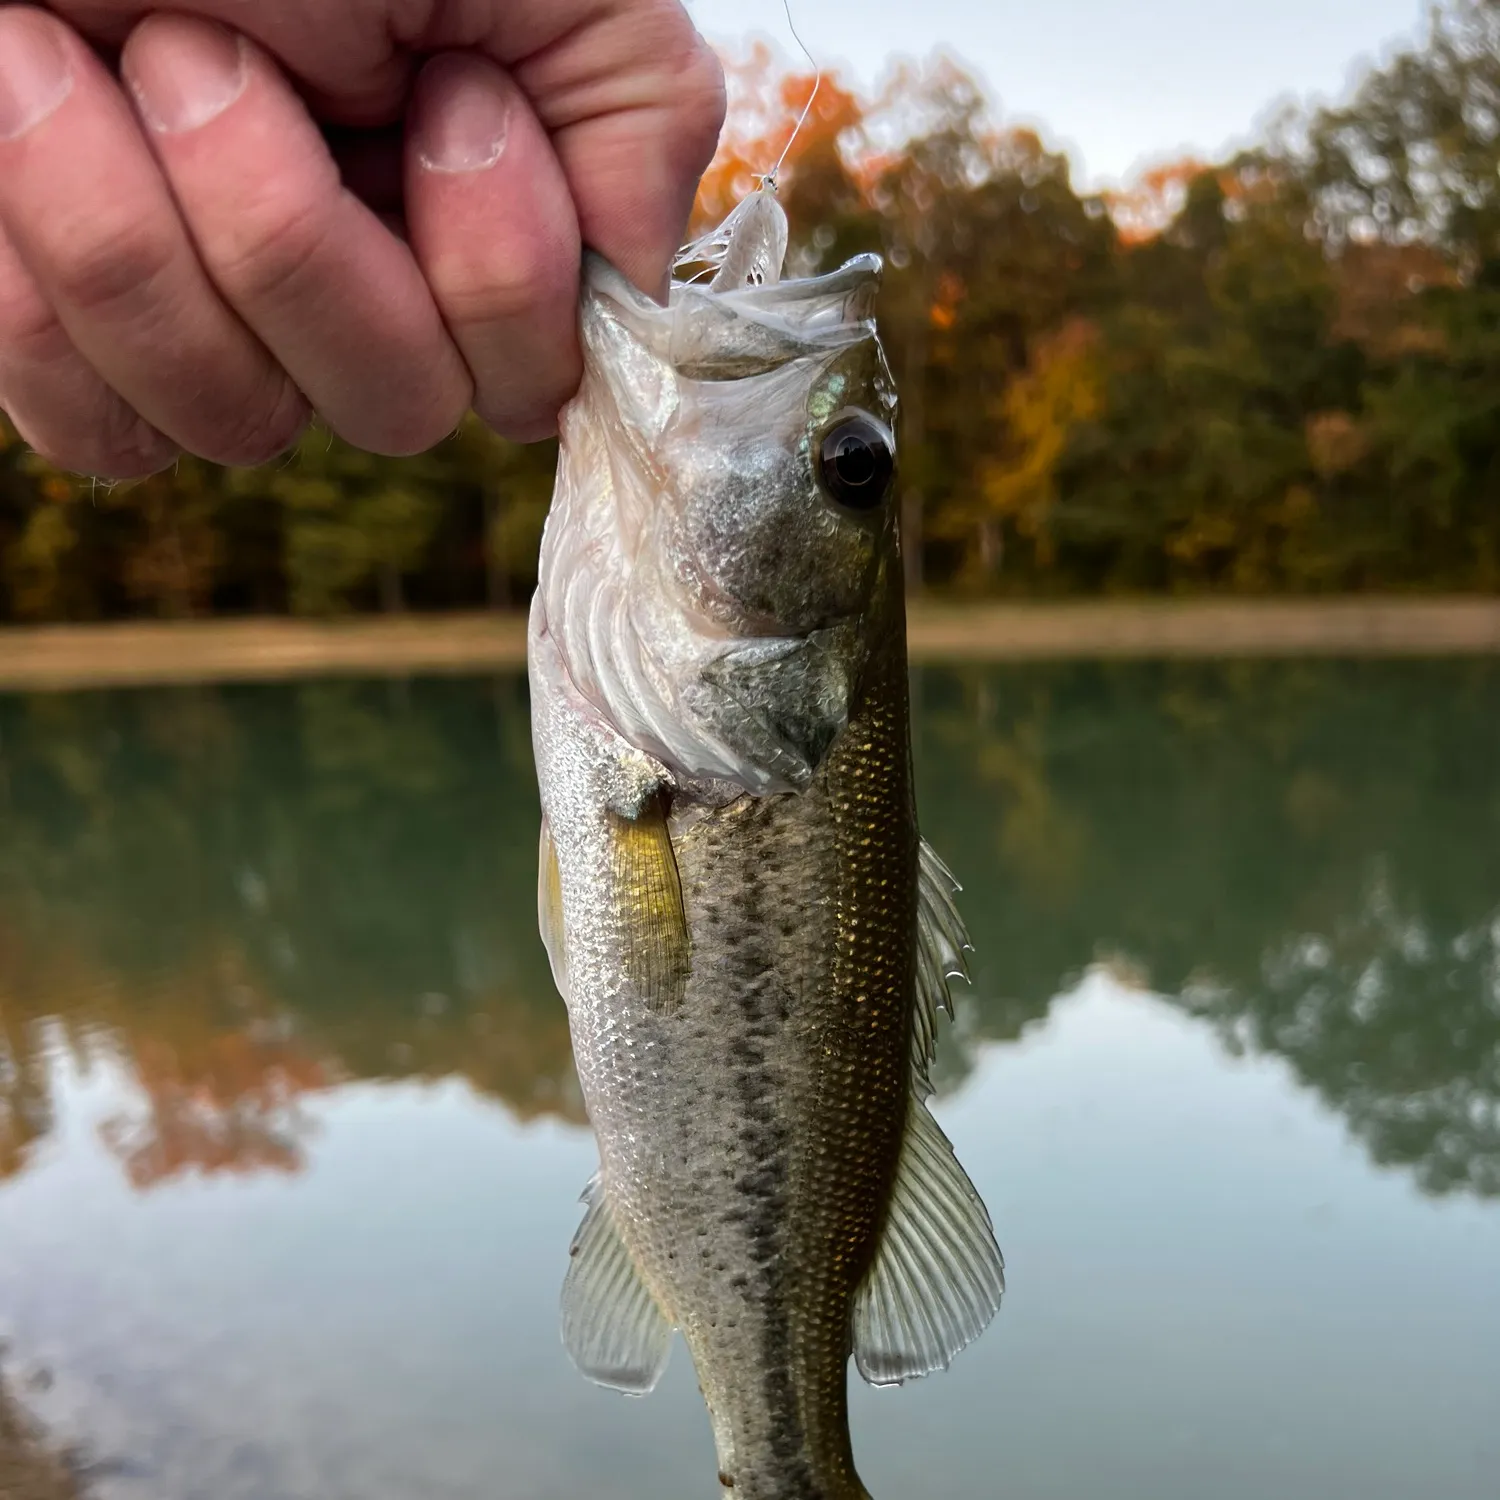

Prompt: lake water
xmin=1 ymin=662 xmax=1498 ymax=1500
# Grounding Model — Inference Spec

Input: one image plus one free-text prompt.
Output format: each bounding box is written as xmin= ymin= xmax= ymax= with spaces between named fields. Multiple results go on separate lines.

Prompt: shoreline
xmin=1 ymin=599 xmax=1499 ymax=690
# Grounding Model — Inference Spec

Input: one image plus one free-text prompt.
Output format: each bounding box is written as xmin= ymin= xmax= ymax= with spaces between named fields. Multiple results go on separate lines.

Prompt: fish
xmin=527 ymin=187 xmax=1003 ymax=1500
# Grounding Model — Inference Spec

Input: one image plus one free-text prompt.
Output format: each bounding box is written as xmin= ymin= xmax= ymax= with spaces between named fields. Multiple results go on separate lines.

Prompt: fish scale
xmin=530 ymin=189 xmax=1003 ymax=1499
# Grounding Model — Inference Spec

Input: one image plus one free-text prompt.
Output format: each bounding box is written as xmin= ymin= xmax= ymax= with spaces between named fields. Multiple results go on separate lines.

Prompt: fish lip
xmin=584 ymin=251 xmax=883 ymax=310
xmin=582 ymin=250 xmax=884 ymax=376
xmin=703 ymin=252 xmax=884 ymax=312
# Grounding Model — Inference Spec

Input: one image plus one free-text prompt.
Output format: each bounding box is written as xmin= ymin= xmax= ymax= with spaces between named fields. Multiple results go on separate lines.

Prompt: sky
xmin=683 ymin=0 xmax=1428 ymax=187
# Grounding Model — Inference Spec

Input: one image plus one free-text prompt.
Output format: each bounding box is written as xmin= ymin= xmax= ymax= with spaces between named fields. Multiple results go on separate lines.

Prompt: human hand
xmin=0 ymin=2 xmax=725 ymax=476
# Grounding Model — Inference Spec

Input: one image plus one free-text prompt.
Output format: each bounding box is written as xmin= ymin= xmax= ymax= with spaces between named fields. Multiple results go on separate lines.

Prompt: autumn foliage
xmin=2 ymin=0 xmax=1500 ymax=613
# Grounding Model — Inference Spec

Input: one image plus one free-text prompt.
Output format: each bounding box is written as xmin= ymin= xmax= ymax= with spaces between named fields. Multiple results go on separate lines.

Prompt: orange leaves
xmin=1107 ymin=158 xmax=1209 ymax=244
xmin=1108 ymin=155 xmax=1288 ymax=245
xmin=0 ymin=914 xmax=583 ymax=1191
xmin=690 ymin=48 xmax=864 ymax=232
xmin=928 ymin=271 xmax=966 ymax=330
xmin=99 ymin=1023 xmax=327 ymax=1191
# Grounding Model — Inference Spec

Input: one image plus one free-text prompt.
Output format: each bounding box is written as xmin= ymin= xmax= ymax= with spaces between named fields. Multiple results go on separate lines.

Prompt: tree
xmin=1306 ymin=0 xmax=1500 ymax=269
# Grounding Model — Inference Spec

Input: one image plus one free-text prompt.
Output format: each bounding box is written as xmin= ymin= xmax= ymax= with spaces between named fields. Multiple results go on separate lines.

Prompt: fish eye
xmin=816 ymin=412 xmax=895 ymax=513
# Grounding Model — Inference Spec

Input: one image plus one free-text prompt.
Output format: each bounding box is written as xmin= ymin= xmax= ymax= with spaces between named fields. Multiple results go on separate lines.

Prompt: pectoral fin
xmin=538 ymin=817 xmax=568 ymax=1000
xmin=561 ymin=1173 xmax=674 ymax=1395
xmin=608 ymin=797 xmax=690 ymax=1015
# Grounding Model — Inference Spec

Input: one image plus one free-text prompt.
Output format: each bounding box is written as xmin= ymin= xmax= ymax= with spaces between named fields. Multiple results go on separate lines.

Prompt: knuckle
xmin=435 ymin=239 xmax=572 ymax=326
xmin=628 ymin=7 xmax=726 ymax=169
xmin=211 ymin=187 xmax=336 ymax=308
xmin=355 ymin=397 xmax=469 ymax=459
xmin=51 ymin=219 xmax=179 ymax=320
xmin=33 ymin=419 xmax=177 ymax=482
xmin=0 ymin=276 xmax=67 ymax=366
xmin=209 ymin=379 xmax=309 ymax=467
xmin=670 ymin=38 xmax=728 ymax=166
xmin=85 ymin=396 xmax=176 ymax=477
xmin=473 ymin=397 xmax=560 ymax=446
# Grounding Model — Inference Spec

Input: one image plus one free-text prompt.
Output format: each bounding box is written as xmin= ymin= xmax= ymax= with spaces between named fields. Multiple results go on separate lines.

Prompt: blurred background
xmin=3 ymin=6 xmax=1500 ymax=1500
xmin=3 ymin=0 xmax=1498 ymax=622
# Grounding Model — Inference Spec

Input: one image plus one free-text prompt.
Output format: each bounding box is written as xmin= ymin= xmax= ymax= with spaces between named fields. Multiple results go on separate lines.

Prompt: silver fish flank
xmin=528 ymin=188 xmax=1003 ymax=1500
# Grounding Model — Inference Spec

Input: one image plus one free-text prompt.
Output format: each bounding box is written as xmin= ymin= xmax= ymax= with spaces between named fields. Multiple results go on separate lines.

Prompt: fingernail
xmin=125 ymin=19 xmax=247 ymax=135
xmin=0 ymin=10 xmax=74 ymax=141
xmin=414 ymin=54 xmax=512 ymax=174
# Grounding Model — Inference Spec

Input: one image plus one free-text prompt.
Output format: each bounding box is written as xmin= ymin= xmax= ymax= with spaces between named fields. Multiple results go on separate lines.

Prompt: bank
xmin=2 ymin=598 xmax=1499 ymax=691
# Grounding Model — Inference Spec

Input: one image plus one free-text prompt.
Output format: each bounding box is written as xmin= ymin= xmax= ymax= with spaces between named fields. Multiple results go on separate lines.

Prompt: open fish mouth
xmin=581 ymin=246 xmax=883 ymax=382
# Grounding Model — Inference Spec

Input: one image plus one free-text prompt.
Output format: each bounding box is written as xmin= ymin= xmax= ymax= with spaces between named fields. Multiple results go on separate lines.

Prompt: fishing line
xmin=763 ymin=0 xmax=822 ymax=189
xmin=671 ymin=0 xmax=820 ymax=285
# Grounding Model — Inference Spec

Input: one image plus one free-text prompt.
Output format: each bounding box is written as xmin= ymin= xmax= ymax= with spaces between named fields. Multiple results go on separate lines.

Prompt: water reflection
xmin=0 ymin=678 xmax=579 ymax=1195
xmin=0 ymin=1359 xmax=82 ymax=1500
xmin=2 ymin=663 xmax=1498 ymax=1201
xmin=913 ymin=661 xmax=1500 ymax=1200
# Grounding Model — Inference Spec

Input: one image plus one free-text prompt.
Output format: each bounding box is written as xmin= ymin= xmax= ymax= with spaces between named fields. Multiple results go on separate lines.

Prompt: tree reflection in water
xmin=916 ymin=660 xmax=1500 ymax=1198
xmin=1 ymin=662 xmax=1496 ymax=1199
xmin=0 ymin=1360 xmax=83 ymax=1500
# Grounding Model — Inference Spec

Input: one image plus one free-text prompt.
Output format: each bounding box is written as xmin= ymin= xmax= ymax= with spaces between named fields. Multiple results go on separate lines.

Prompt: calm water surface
xmin=1 ymin=662 xmax=1498 ymax=1499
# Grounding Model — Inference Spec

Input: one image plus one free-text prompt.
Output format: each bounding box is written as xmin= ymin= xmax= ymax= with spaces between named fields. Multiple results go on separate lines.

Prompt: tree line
xmin=1 ymin=0 xmax=1497 ymax=621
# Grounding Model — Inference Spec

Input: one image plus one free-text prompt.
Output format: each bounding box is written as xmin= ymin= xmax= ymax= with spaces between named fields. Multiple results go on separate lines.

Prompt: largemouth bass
xmin=528 ymin=189 xmax=1003 ymax=1500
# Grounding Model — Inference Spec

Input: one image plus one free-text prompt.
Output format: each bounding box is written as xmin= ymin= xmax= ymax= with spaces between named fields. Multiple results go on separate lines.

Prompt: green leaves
xmin=2 ymin=5 xmax=1498 ymax=617
xmin=0 ymin=413 xmax=554 ymax=620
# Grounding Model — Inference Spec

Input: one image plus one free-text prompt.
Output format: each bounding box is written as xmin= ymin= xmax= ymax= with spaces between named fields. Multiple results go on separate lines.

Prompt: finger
xmin=122 ymin=16 xmax=469 ymax=455
xmin=0 ymin=225 xmax=177 ymax=476
xmin=509 ymin=0 xmax=725 ymax=299
xmin=406 ymin=52 xmax=580 ymax=442
xmin=0 ymin=5 xmax=307 ymax=469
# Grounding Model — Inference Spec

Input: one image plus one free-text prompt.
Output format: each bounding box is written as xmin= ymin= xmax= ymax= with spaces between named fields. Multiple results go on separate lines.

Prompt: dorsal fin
xmin=852 ymin=837 xmax=1001 ymax=1386
xmin=911 ymin=838 xmax=974 ymax=1092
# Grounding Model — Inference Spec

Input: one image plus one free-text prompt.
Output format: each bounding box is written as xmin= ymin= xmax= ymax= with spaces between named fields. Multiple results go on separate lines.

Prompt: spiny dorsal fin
xmin=538 ymin=817 xmax=569 ymax=1000
xmin=852 ymin=1099 xmax=1004 ymax=1387
xmin=561 ymin=1173 xmax=674 ymax=1395
xmin=608 ymin=797 xmax=691 ymax=1015
xmin=912 ymin=838 xmax=974 ymax=1091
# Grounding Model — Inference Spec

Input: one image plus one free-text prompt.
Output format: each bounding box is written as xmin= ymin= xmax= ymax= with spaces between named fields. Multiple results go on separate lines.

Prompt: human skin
xmin=0 ymin=1 xmax=726 ymax=476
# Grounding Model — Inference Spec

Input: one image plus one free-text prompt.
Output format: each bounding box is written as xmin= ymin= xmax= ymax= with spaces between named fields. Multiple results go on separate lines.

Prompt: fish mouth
xmin=696 ymin=627 xmax=859 ymax=792
xmin=582 ymin=252 xmax=883 ymax=380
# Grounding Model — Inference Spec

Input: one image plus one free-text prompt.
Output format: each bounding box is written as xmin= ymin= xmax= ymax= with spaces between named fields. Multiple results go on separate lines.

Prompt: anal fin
xmin=561 ymin=1173 xmax=674 ymax=1395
